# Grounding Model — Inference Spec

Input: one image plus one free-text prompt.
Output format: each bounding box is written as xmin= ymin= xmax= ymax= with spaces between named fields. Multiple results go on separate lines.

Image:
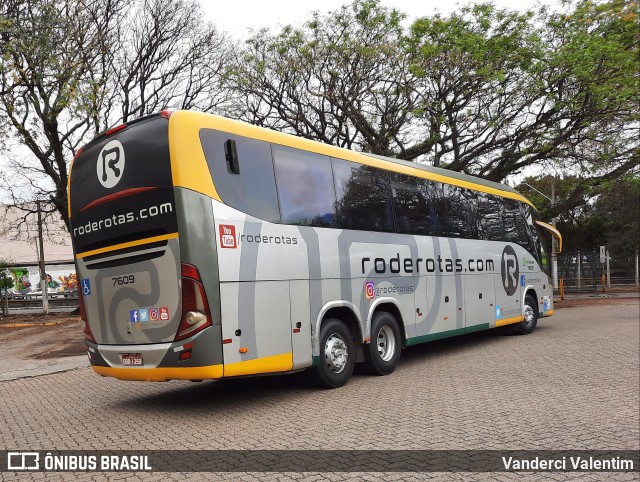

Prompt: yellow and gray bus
xmin=68 ymin=110 xmax=561 ymax=388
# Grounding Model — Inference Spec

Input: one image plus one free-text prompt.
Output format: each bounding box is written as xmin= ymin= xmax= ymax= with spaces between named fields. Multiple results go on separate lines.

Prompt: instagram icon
xmin=365 ymin=282 xmax=375 ymax=300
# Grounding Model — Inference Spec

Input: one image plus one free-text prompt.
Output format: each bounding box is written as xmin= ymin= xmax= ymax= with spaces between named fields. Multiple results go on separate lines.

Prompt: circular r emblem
xmin=501 ymin=245 xmax=519 ymax=296
xmin=97 ymin=139 xmax=125 ymax=188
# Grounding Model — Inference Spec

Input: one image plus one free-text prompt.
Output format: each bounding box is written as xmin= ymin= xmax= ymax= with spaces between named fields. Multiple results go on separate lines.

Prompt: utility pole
xmin=36 ymin=200 xmax=49 ymax=314
xmin=550 ymin=179 xmax=558 ymax=289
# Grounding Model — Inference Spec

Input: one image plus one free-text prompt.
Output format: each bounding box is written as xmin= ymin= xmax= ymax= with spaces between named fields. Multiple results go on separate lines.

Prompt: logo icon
xmin=520 ymin=274 xmax=526 ymax=287
xmin=139 ymin=308 xmax=149 ymax=323
xmin=496 ymin=305 xmax=502 ymax=318
xmin=81 ymin=278 xmax=91 ymax=296
xmin=149 ymin=308 xmax=159 ymax=321
xmin=365 ymin=282 xmax=376 ymax=300
xmin=159 ymin=307 xmax=170 ymax=320
xmin=129 ymin=310 xmax=139 ymax=323
xmin=500 ymin=245 xmax=519 ymax=296
xmin=219 ymin=224 xmax=237 ymax=248
xmin=97 ymin=139 xmax=125 ymax=188
xmin=7 ymin=452 xmax=39 ymax=470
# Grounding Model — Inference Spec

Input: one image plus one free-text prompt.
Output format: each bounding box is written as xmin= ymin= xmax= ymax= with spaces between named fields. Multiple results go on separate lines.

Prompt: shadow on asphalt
xmin=110 ymin=324 xmax=551 ymax=412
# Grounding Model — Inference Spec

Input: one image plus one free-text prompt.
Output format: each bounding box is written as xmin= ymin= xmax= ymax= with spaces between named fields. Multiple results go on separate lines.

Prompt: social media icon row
xmin=130 ymin=307 xmax=170 ymax=323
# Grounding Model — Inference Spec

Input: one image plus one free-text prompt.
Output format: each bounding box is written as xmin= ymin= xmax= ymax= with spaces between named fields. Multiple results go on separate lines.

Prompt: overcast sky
xmin=201 ymin=0 xmax=559 ymax=38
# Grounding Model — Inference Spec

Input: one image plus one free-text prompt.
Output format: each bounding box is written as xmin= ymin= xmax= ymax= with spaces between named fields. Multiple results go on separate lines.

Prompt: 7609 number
xmin=112 ymin=275 xmax=135 ymax=286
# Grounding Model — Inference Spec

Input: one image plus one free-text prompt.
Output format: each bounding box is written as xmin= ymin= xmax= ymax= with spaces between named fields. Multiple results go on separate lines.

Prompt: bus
xmin=68 ymin=110 xmax=562 ymax=388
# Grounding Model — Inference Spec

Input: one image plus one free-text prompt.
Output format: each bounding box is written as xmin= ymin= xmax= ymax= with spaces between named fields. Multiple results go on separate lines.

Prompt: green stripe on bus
xmin=407 ymin=324 xmax=490 ymax=346
xmin=465 ymin=323 xmax=490 ymax=333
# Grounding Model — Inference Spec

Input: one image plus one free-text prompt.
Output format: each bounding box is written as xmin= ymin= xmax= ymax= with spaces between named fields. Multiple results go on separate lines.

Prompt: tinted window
xmin=200 ymin=129 xmax=280 ymax=223
xmin=273 ymin=145 xmax=336 ymax=227
xmin=390 ymin=173 xmax=437 ymax=235
xmin=436 ymin=184 xmax=478 ymax=239
xmin=502 ymin=200 xmax=529 ymax=247
xmin=477 ymin=193 xmax=504 ymax=241
xmin=333 ymin=159 xmax=394 ymax=232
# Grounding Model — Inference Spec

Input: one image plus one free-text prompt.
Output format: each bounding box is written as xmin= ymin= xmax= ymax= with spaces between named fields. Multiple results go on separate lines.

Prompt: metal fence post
xmin=577 ymin=252 xmax=581 ymax=289
xmin=606 ymin=250 xmax=611 ymax=288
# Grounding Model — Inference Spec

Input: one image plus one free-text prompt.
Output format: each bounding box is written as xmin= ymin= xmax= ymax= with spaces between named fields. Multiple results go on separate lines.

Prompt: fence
xmin=557 ymin=250 xmax=640 ymax=293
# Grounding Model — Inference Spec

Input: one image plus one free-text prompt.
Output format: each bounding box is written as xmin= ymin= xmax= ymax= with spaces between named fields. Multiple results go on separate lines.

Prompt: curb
xmin=0 ymin=320 xmax=77 ymax=329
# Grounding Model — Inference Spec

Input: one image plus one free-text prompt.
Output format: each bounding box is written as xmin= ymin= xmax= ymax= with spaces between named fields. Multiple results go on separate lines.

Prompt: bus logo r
xmin=97 ymin=139 xmax=125 ymax=189
xmin=219 ymin=224 xmax=237 ymax=248
xmin=365 ymin=282 xmax=375 ymax=300
xmin=501 ymin=245 xmax=519 ymax=296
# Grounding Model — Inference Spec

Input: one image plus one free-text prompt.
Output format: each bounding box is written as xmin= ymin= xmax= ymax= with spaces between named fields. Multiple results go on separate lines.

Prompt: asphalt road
xmin=0 ymin=299 xmax=638 ymax=481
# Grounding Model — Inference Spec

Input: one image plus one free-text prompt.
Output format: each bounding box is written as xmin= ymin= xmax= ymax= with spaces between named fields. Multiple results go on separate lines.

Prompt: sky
xmin=201 ymin=0 xmax=559 ymax=38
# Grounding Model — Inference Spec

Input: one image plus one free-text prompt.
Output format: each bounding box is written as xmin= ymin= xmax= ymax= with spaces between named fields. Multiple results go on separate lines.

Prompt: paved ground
xmin=0 ymin=299 xmax=638 ymax=480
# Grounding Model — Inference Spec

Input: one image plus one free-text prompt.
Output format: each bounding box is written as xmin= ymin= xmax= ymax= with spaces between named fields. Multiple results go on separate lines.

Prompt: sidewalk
xmin=0 ymin=319 xmax=89 ymax=382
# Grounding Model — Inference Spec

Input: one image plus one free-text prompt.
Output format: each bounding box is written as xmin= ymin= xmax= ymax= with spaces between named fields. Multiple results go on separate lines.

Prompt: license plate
xmin=121 ymin=354 xmax=143 ymax=366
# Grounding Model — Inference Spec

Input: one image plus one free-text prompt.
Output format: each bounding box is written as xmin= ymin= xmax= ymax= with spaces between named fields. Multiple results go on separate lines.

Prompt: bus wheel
xmin=311 ymin=318 xmax=355 ymax=388
xmin=364 ymin=311 xmax=401 ymax=376
xmin=514 ymin=294 xmax=538 ymax=335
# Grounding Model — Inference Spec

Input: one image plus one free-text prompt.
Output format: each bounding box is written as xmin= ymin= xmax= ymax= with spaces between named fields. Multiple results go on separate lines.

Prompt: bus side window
xmin=437 ymin=184 xmax=478 ymax=239
xmin=502 ymin=200 xmax=531 ymax=251
xmin=272 ymin=145 xmax=336 ymax=227
xmin=200 ymin=129 xmax=281 ymax=223
xmin=477 ymin=193 xmax=503 ymax=241
xmin=332 ymin=159 xmax=394 ymax=232
xmin=390 ymin=172 xmax=436 ymax=236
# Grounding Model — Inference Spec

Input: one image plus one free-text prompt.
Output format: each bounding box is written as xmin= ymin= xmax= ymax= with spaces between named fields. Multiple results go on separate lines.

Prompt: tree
xmin=518 ymin=173 xmax=640 ymax=258
xmin=0 ymin=0 xmax=231 ymax=229
xmin=103 ymin=0 xmax=231 ymax=125
xmin=228 ymin=0 xmax=638 ymax=218
xmin=225 ymin=0 xmax=417 ymax=156
xmin=0 ymin=0 xmax=124 ymax=228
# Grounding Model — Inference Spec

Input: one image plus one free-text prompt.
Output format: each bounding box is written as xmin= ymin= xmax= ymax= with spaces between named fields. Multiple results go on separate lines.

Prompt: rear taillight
xmin=160 ymin=109 xmax=172 ymax=119
xmin=175 ymin=263 xmax=212 ymax=341
xmin=78 ymin=291 xmax=96 ymax=343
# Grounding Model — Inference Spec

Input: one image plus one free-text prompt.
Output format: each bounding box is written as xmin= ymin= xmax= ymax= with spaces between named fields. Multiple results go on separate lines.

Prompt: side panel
xmin=290 ymin=280 xmax=313 ymax=369
xmin=463 ymin=274 xmax=495 ymax=330
xmin=220 ymin=281 xmax=293 ymax=376
xmin=494 ymin=243 xmax=524 ymax=326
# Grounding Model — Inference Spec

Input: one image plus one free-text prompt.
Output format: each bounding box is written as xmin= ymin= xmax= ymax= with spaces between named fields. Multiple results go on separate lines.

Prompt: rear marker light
xmin=239 ymin=347 xmax=248 ymax=354
xmin=293 ymin=328 xmax=301 ymax=333
xmin=179 ymin=351 xmax=192 ymax=361
xmin=223 ymin=339 xmax=232 ymax=344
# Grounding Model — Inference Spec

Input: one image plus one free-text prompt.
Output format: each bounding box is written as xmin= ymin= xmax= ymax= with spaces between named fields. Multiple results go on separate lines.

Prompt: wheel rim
xmin=376 ymin=324 xmax=396 ymax=362
xmin=324 ymin=333 xmax=348 ymax=374
xmin=523 ymin=303 xmax=535 ymax=328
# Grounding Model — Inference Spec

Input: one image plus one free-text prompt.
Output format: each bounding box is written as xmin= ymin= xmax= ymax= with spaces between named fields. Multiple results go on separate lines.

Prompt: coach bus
xmin=68 ymin=110 xmax=562 ymax=388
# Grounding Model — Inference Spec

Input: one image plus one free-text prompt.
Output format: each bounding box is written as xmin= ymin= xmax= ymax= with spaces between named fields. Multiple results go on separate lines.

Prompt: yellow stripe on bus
xmin=223 ymin=352 xmax=293 ymax=377
xmin=495 ymin=316 xmax=524 ymax=327
xmin=92 ymin=364 xmax=223 ymax=382
xmin=168 ymin=111 xmax=534 ymax=208
xmin=75 ymin=233 xmax=178 ymax=259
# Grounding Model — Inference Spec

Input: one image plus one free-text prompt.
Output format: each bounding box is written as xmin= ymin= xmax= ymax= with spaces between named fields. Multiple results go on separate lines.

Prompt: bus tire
xmin=310 ymin=318 xmax=355 ymax=388
xmin=364 ymin=311 xmax=401 ymax=376
xmin=514 ymin=294 xmax=538 ymax=335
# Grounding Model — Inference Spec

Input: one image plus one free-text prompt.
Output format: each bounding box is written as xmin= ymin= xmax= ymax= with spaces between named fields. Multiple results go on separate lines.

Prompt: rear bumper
xmin=86 ymin=324 xmax=223 ymax=381
xmin=92 ymin=364 xmax=222 ymax=381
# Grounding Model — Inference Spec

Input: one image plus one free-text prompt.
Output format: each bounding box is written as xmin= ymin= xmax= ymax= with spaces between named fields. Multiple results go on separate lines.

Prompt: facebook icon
xmin=130 ymin=310 xmax=139 ymax=323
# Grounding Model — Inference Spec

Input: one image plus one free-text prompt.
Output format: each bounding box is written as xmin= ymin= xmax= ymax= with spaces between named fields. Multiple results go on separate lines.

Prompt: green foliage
xmin=519 ymin=173 xmax=640 ymax=258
